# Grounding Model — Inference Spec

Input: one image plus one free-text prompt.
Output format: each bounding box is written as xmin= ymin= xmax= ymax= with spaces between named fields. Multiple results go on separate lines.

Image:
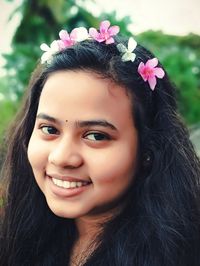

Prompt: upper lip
xmin=46 ymin=173 xmax=91 ymax=183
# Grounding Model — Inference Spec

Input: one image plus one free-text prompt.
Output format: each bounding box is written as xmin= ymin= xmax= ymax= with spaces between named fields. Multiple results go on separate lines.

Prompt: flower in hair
xmin=40 ymin=40 xmax=60 ymax=64
xmin=117 ymin=37 xmax=137 ymax=62
xmin=57 ymin=27 xmax=89 ymax=49
xmin=89 ymin=20 xmax=120 ymax=44
xmin=138 ymin=58 xmax=165 ymax=90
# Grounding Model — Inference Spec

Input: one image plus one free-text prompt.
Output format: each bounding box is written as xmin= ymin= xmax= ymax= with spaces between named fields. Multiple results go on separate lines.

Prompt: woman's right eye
xmin=40 ymin=126 xmax=59 ymax=135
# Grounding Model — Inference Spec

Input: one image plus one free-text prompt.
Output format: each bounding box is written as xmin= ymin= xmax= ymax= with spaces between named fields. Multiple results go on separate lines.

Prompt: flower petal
xmin=146 ymin=58 xmax=158 ymax=68
xmin=89 ymin=28 xmax=99 ymax=40
xmin=100 ymin=20 xmax=110 ymax=33
xmin=77 ymin=27 xmax=89 ymax=41
xmin=148 ymin=76 xmax=157 ymax=90
xmin=121 ymin=53 xmax=136 ymax=62
xmin=71 ymin=27 xmax=89 ymax=42
xmin=128 ymin=37 xmax=137 ymax=52
xmin=138 ymin=62 xmax=145 ymax=75
xmin=154 ymin=67 xmax=165 ymax=78
xmin=41 ymin=51 xmax=51 ymax=64
xmin=57 ymin=40 xmax=65 ymax=50
xmin=106 ymin=37 xmax=114 ymax=44
xmin=59 ymin=30 xmax=70 ymax=41
xmin=50 ymin=40 xmax=60 ymax=52
xmin=117 ymin=43 xmax=127 ymax=53
xmin=40 ymin=43 xmax=49 ymax=52
xmin=70 ymin=28 xmax=78 ymax=41
xmin=108 ymin=25 xmax=120 ymax=36
xmin=138 ymin=63 xmax=149 ymax=81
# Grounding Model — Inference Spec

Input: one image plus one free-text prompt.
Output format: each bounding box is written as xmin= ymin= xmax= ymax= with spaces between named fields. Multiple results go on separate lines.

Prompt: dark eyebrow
xmin=36 ymin=113 xmax=117 ymax=131
xmin=75 ymin=120 xmax=117 ymax=131
xmin=36 ymin=113 xmax=60 ymax=123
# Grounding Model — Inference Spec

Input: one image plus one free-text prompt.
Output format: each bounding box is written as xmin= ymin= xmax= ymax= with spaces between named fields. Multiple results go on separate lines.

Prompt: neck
xmin=70 ymin=207 xmax=124 ymax=266
xmin=75 ymin=205 xmax=124 ymax=240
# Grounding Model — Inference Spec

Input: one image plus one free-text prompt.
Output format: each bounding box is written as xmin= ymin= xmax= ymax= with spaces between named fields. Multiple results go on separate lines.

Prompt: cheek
xmin=87 ymin=146 xmax=137 ymax=186
xmin=27 ymin=135 xmax=48 ymax=171
xmin=87 ymin=149 xmax=136 ymax=207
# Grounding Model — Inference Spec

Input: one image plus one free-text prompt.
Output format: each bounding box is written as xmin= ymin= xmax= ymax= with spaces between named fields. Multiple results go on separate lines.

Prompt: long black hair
xmin=1 ymin=36 xmax=200 ymax=266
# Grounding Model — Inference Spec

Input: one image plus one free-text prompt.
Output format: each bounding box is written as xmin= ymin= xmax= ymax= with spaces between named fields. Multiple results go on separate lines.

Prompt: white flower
xmin=40 ymin=40 xmax=60 ymax=64
xmin=72 ymin=27 xmax=89 ymax=42
xmin=117 ymin=37 xmax=137 ymax=62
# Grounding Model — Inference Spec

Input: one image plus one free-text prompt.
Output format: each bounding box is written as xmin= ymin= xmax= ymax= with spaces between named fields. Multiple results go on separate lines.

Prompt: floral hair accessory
xmin=89 ymin=20 xmax=120 ymax=44
xmin=40 ymin=27 xmax=89 ymax=64
xmin=117 ymin=37 xmax=137 ymax=62
xmin=40 ymin=21 xmax=120 ymax=64
xmin=57 ymin=27 xmax=89 ymax=49
xmin=138 ymin=58 xmax=165 ymax=90
xmin=40 ymin=40 xmax=60 ymax=64
xmin=39 ymin=21 xmax=164 ymax=92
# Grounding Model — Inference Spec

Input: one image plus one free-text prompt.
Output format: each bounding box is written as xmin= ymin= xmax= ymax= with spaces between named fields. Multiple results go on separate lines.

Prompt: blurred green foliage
xmin=0 ymin=0 xmax=200 ymax=150
xmin=137 ymin=32 xmax=200 ymax=124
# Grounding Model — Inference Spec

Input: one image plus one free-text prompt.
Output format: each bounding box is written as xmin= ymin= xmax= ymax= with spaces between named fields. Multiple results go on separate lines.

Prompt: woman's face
xmin=28 ymin=70 xmax=138 ymax=219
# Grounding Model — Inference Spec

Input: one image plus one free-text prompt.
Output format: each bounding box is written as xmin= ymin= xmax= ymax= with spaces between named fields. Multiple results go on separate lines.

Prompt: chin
xmin=47 ymin=203 xmax=88 ymax=219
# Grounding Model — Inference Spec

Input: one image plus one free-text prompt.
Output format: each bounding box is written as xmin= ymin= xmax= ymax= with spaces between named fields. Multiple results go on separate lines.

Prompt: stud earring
xmin=142 ymin=151 xmax=153 ymax=168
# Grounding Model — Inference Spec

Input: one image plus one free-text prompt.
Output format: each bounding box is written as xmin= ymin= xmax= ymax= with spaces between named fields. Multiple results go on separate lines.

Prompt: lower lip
xmin=48 ymin=176 xmax=92 ymax=198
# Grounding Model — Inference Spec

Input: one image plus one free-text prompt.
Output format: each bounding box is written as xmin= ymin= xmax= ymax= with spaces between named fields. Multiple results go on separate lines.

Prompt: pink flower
xmin=138 ymin=58 xmax=165 ymax=90
xmin=57 ymin=27 xmax=89 ymax=49
xmin=57 ymin=29 xmax=75 ymax=49
xmin=89 ymin=20 xmax=120 ymax=44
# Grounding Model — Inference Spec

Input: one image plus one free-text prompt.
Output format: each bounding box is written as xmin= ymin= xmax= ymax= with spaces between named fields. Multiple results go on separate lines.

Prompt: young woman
xmin=1 ymin=21 xmax=200 ymax=266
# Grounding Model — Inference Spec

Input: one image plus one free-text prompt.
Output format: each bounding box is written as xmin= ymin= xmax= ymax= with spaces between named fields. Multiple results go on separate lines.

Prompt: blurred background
xmin=0 ymin=0 xmax=200 ymax=165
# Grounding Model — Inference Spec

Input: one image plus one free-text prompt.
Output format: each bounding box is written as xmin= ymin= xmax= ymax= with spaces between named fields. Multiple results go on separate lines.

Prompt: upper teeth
xmin=52 ymin=178 xmax=89 ymax=189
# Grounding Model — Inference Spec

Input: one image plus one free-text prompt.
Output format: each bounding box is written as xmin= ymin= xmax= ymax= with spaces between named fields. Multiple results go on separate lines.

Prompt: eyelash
xmin=39 ymin=125 xmax=111 ymax=141
xmin=84 ymin=132 xmax=111 ymax=141
xmin=40 ymin=125 xmax=59 ymax=135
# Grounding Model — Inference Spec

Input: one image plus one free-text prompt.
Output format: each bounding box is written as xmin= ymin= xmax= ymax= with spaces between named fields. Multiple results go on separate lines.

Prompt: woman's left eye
xmin=84 ymin=132 xmax=110 ymax=141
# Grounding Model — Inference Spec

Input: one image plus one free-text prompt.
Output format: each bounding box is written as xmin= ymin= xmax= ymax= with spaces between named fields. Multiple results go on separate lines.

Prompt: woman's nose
xmin=48 ymin=138 xmax=83 ymax=168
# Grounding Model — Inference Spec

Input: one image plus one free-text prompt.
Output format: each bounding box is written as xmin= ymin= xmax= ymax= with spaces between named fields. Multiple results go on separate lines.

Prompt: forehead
xmin=38 ymin=70 xmax=134 ymax=127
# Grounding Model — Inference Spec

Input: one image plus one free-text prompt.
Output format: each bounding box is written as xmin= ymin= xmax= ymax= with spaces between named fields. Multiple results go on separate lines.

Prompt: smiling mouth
xmin=52 ymin=178 xmax=92 ymax=189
